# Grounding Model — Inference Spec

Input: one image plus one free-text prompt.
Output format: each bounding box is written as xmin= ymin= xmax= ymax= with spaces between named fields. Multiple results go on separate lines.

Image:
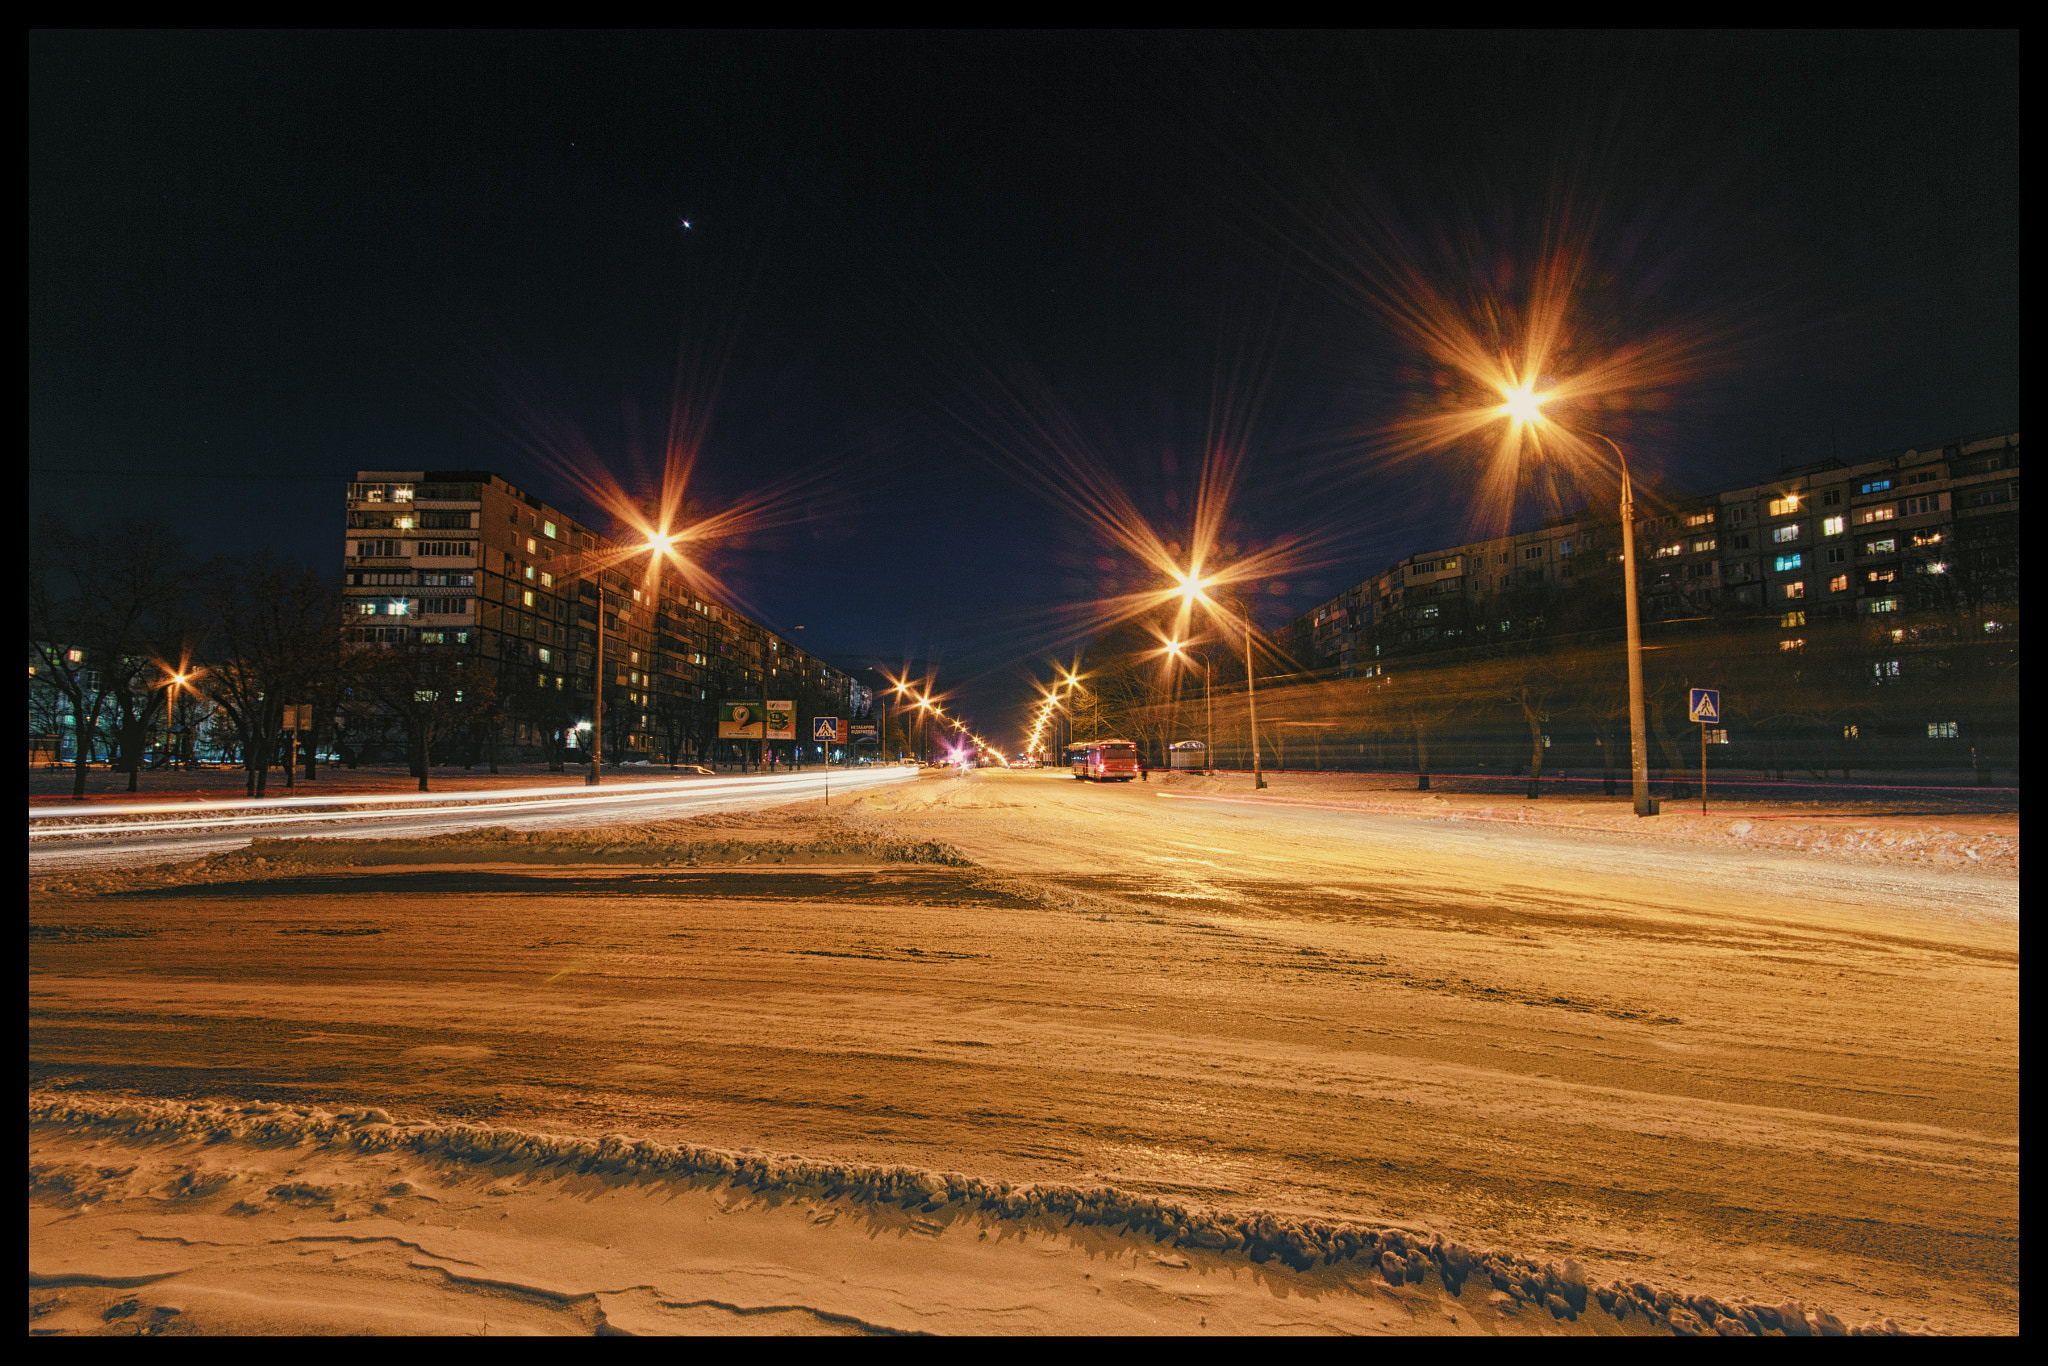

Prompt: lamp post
xmin=1495 ymin=387 xmax=1655 ymax=818
xmin=585 ymin=535 xmax=676 ymax=787
xmin=163 ymin=672 xmax=187 ymax=770
xmin=1589 ymin=430 xmax=1656 ymax=818
xmin=1240 ymin=600 xmax=1265 ymax=790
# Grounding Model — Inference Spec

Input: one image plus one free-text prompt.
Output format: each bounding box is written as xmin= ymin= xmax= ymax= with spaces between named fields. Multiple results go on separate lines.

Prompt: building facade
xmin=1291 ymin=430 xmax=2020 ymax=676
xmin=343 ymin=469 xmax=864 ymax=765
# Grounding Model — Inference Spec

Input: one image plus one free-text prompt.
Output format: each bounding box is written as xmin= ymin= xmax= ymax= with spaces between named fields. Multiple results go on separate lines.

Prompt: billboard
xmin=718 ymin=701 xmax=764 ymax=739
xmin=765 ymin=700 xmax=795 ymax=741
xmin=813 ymin=717 xmax=848 ymax=744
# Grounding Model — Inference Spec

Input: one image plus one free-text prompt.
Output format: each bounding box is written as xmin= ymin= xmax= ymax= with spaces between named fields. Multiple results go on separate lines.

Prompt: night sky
xmin=30 ymin=31 xmax=2017 ymax=738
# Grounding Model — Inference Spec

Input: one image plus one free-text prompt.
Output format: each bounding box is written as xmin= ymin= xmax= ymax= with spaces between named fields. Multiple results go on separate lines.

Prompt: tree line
xmin=31 ymin=518 xmax=498 ymax=797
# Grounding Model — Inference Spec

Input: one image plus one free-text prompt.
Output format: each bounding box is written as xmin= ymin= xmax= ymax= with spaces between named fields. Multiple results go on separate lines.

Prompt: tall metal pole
xmin=163 ymin=678 xmax=178 ymax=770
xmin=1204 ymin=654 xmax=1214 ymax=775
xmin=1243 ymin=602 xmax=1265 ymax=789
xmin=588 ymin=581 xmax=605 ymax=787
xmin=1593 ymin=432 xmax=1655 ymax=817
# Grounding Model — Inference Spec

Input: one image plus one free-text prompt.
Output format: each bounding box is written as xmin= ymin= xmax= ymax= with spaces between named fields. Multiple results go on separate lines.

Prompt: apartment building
xmin=1291 ymin=429 xmax=2020 ymax=675
xmin=343 ymin=469 xmax=862 ymax=763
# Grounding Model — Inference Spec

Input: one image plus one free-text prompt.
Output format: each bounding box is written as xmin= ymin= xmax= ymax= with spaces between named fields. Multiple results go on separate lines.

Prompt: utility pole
xmin=1244 ymin=600 xmax=1265 ymax=789
xmin=588 ymin=578 xmax=605 ymax=786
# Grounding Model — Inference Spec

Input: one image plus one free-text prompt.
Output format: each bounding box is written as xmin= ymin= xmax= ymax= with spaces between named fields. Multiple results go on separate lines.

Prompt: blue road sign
xmin=813 ymin=716 xmax=844 ymax=742
xmin=1689 ymin=688 xmax=1721 ymax=724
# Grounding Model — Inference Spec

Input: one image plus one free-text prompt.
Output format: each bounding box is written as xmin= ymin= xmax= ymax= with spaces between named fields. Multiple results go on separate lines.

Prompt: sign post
xmin=1688 ymin=688 xmax=1721 ymax=815
xmin=813 ymin=717 xmax=844 ymax=805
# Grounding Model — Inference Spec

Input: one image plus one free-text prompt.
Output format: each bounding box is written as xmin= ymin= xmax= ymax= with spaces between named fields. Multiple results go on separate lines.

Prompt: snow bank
xmin=28 ymin=1091 xmax=1915 ymax=1337
xmin=28 ymin=819 xmax=974 ymax=901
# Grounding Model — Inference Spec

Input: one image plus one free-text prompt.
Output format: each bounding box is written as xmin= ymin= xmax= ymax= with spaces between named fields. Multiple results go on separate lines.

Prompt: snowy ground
xmin=29 ymin=769 xmax=2018 ymax=1334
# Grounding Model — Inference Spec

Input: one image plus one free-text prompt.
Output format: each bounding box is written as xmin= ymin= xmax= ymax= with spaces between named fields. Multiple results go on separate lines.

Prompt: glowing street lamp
xmin=585 ymin=533 xmax=677 ymax=787
xmin=1167 ymin=574 xmax=1264 ymax=789
xmin=1489 ymin=386 xmax=1654 ymax=817
xmin=162 ymin=671 xmax=189 ymax=769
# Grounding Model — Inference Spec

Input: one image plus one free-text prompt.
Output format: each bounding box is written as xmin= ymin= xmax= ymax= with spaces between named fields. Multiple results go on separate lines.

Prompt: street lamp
xmin=1495 ymin=389 xmax=1654 ymax=817
xmin=1167 ymin=572 xmax=1264 ymax=788
xmin=585 ymin=533 xmax=677 ymax=787
xmin=163 ymin=672 xmax=188 ymax=769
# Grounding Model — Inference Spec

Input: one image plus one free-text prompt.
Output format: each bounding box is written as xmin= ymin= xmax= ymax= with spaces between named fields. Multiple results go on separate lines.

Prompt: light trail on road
xmin=28 ymin=766 xmax=914 ymax=872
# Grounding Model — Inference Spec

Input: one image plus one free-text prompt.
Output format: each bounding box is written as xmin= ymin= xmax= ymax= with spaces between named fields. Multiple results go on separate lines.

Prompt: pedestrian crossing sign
xmin=1689 ymin=688 xmax=1721 ymax=724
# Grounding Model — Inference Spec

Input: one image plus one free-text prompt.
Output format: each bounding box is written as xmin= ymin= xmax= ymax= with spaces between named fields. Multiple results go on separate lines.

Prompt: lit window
xmin=389 ymin=599 xmax=410 ymax=616
xmin=1866 ymin=569 xmax=1895 ymax=584
xmin=1779 ymin=638 xmax=1805 ymax=652
xmin=1420 ymin=605 xmax=1440 ymax=619
xmin=1690 ymin=537 xmax=1716 ymax=553
xmin=1872 ymin=659 xmax=1901 ymax=679
xmin=365 ymin=487 xmax=385 ymax=502
xmin=1705 ymin=728 xmax=1729 ymax=744
xmin=1890 ymin=629 xmax=1907 ymax=643
xmin=1927 ymin=722 xmax=1958 ymax=739
xmin=1922 ymin=561 xmax=1948 ymax=575
xmin=1656 ymin=542 xmax=1681 ymax=558
xmin=1865 ymin=598 xmax=1898 ymax=614
xmin=1858 ymin=478 xmax=1892 ymax=495
xmin=522 ymin=590 xmax=535 ymax=607
xmin=1779 ymin=610 xmax=1805 ymax=628
xmin=540 ymin=572 xmax=553 ymax=588
xmin=1768 ymin=496 xmax=1799 ymax=516
xmin=1911 ymin=530 xmax=1945 ymax=547
xmin=1823 ymin=516 xmax=1845 ymax=536
xmin=1856 ymin=506 xmax=1896 ymax=525
xmin=1771 ymin=524 xmax=1801 ymax=543
xmin=524 ymin=565 xmax=536 ymax=581
xmin=1685 ymin=511 xmax=1714 ymax=527
xmin=544 ymin=521 xmax=556 ymax=539
xmin=526 ymin=537 xmax=538 ymax=554
xmin=1773 ymin=554 xmax=1803 ymax=572
xmin=1984 ymin=620 xmax=2005 ymax=634
xmin=1783 ymin=582 xmax=1805 ymax=599
xmin=66 ymin=648 xmax=83 ymax=662
xmin=1829 ymin=575 xmax=1848 ymax=593
xmin=356 ymin=601 xmax=380 ymax=616
xmin=1863 ymin=537 xmax=1896 ymax=555
xmin=538 ymin=648 xmax=551 ymax=664
xmin=395 ymin=515 xmax=416 ymax=530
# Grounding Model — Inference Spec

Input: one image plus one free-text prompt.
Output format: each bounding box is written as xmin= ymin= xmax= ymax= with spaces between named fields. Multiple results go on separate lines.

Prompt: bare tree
xmin=29 ymin=518 xmax=190 ymax=799
xmin=360 ymin=642 xmax=500 ymax=791
xmin=204 ymin=556 xmax=354 ymax=798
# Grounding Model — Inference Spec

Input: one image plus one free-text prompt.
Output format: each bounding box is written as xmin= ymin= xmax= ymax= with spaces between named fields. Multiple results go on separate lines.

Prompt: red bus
xmin=1071 ymin=739 xmax=1140 ymax=782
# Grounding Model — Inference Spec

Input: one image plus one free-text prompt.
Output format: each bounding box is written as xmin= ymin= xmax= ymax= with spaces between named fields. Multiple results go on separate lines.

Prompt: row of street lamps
xmin=1021 ymin=389 xmax=1652 ymax=813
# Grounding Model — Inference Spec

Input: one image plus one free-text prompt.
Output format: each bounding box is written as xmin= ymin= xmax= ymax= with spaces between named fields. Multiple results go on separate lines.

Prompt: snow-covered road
xmin=28 ymin=770 xmax=2018 ymax=1334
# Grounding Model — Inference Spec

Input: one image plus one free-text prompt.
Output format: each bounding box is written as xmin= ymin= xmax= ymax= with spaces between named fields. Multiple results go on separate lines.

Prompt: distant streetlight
xmin=163 ymin=672 xmax=188 ymax=769
xmin=1168 ymin=572 xmax=1263 ymax=789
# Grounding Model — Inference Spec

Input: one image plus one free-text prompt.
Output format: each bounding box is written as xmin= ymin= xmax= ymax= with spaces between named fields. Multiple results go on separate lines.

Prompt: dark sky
xmin=30 ymin=31 xmax=2017 ymax=741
